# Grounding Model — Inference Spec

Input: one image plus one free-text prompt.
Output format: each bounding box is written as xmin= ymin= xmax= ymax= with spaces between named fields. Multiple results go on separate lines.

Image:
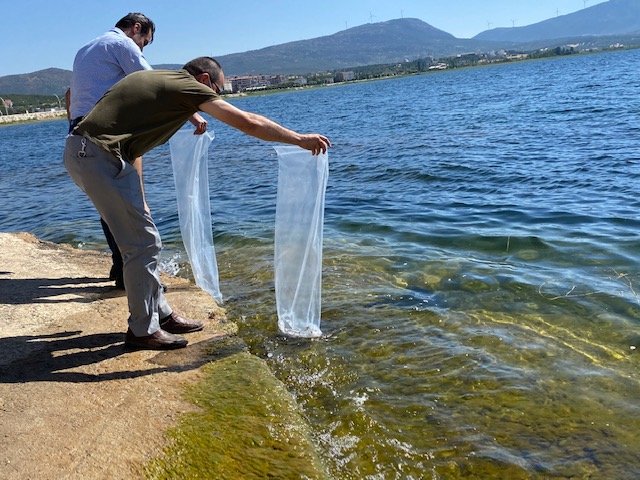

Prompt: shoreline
xmin=0 ymin=109 xmax=66 ymax=125
xmin=2 ymin=46 xmax=636 ymax=123
xmin=0 ymin=232 xmax=326 ymax=479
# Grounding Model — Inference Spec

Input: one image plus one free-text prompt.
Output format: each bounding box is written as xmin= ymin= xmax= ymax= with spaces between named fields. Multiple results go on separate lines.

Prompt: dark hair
xmin=115 ymin=13 xmax=155 ymax=41
xmin=182 ymin=57 xmax=223 ymax=85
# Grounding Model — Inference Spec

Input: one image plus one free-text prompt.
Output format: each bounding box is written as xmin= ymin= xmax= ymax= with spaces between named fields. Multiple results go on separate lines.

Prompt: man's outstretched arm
xmin=199 ymin=99 xmax=330 ymax=155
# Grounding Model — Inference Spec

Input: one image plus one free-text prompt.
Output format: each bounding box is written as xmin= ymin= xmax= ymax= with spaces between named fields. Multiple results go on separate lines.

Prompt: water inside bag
xmin=273 ymin=146 xmax=329 ymax=337
xmin=169 ymin=129 xmax=222 ymax=303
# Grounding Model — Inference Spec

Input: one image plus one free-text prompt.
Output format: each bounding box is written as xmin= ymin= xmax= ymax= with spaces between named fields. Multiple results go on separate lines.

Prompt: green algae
xmin=145 ymin=348 xmax=329 ymax=480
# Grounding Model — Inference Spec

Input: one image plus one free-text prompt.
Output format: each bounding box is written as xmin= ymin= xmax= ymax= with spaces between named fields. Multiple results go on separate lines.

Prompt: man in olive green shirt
xmin=64 ymin=56 xmax=330 ymax=350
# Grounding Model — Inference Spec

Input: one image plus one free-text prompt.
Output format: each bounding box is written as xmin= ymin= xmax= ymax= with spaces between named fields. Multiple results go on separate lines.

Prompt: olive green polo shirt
xmin=76 ymin=69 xmax=218 ymax=162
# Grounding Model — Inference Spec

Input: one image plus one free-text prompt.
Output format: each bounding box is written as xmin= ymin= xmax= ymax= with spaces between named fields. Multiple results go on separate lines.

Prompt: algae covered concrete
xmin=146 ymin=351 xmax=329 ymax=479
xmin=0 ymin=232 xmax=327 ymax=479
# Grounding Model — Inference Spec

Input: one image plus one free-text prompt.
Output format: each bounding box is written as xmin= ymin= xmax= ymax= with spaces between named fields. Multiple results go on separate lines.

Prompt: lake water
xmin=2 ymin=49 xmax=640 ymax=478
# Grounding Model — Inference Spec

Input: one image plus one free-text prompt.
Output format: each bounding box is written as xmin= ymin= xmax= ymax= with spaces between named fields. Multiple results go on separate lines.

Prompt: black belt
xmin=68 ymin=116 xmax=84 ymax=134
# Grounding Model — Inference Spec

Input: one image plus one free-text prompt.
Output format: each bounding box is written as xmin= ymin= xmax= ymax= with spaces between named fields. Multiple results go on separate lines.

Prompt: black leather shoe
xmin=114 ymin=276 xmax=125 ymax=290
xmin=125 ymin=328 xmax=188 ymax=350
xmin=109 ymin=264 xmax=126 ymax=290
xmin=109 ymin=264 xmax=121 ymax=281
xmin=160 ymin=312 xmax=204 ymax=334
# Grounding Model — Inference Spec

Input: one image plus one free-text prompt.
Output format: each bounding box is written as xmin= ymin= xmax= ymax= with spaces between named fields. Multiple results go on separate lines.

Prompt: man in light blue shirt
xmin=69 ymin=21 xmax=152 ymax=121
xmin=68 ymin=13 xmax=207 ymax=289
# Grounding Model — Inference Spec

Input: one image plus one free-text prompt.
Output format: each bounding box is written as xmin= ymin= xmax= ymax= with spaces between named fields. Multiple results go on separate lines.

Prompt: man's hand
xmin=298 ymin=134 xmax=331 ymax=155
xmin=189 ymin=112 xmax=208 ymax=135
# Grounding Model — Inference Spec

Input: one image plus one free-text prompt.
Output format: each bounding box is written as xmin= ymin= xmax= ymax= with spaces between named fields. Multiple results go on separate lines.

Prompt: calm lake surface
xmin=2 ymin=49 xmax=640 ymax=478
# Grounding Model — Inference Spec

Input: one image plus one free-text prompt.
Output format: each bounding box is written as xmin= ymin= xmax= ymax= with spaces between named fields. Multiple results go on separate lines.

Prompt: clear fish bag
xmin=273 ymin=146 xmax=329 ymax=337
xmin=169 ymin=129 xmax=223 ymax=303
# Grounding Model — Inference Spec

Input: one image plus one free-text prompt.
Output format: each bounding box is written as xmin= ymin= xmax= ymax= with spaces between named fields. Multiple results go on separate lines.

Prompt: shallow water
xmin=2 ymin=49 xmax=640 ymax=478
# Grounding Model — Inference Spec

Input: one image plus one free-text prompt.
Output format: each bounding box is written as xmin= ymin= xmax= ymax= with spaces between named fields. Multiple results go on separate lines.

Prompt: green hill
xmin=2 ymin=6 xmax=640 ymax=95
xmin=0 ymin=68 xmax=70 ymax=96
xmin=215 ymin=18 xmax=496 ymax=75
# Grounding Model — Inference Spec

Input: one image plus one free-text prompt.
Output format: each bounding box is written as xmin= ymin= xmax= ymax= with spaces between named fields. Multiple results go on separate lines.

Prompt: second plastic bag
xmin=273 ymin=146 xmax=329 ymax=338
xmin=169 ymin=129 xmax=222 ymax=303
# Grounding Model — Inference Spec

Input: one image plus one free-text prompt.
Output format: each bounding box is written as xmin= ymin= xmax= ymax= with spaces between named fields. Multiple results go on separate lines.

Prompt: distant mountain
xmin=2 ymin=5 xmax=640 ymax=95
xmin=215 ymin=18 xmax=497 ymax=75
xmin=474 ymin=0 xmax=640 ymax=43
xmin=0 ymin=68 xmax=71 ymax=95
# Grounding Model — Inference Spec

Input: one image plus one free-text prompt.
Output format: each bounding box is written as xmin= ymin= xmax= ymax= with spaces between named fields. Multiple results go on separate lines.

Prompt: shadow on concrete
xmin=0 ymin=330 xmax=245 ymax=384
xmin=0 ymin=273 xmax=118 ymax=305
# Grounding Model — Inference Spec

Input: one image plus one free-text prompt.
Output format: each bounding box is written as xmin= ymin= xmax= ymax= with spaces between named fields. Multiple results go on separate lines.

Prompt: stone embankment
xmin=0 ymin=110 xmax=66 ymax=124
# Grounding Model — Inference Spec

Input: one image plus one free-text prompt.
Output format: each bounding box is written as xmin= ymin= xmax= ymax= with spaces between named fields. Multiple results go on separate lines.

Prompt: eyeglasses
xmin=206 ymin=75 xmax=223 ymax=95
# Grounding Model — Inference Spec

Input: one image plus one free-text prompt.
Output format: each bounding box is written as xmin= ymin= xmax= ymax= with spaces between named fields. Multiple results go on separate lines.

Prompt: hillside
xmin=215 ymin=18 xmax=499 ymax=75
xmin=474 ymin=0 xmax=640 ymax=43
xmin=0 ymin=68 xmax=71 ymax=96
xmin=2 ymin=2 xmax=640 ymax=95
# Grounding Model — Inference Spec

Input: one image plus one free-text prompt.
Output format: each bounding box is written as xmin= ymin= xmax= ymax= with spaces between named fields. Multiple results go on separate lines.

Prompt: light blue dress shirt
xmin=69 ymin=27 xmax=152 ymax=119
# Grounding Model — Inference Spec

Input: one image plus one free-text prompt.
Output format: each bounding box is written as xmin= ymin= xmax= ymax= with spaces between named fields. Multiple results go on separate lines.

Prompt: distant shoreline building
xmin=228 ymin=74 xmax=308 ymax=93
xmin=334 ymin=71 xmax=355 ymax=82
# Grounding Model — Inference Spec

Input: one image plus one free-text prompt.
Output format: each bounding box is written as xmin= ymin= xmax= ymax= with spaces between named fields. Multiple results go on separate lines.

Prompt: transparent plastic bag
xmin=169 ymin=129 xmax=222 ymax=303
xmin=273 ymin=146 xmax=329 ymax=337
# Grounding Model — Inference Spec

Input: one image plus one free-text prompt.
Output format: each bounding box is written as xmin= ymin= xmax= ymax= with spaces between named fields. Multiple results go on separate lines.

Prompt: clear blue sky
xmin=1 ymin=0 xmax=607 ymax=76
